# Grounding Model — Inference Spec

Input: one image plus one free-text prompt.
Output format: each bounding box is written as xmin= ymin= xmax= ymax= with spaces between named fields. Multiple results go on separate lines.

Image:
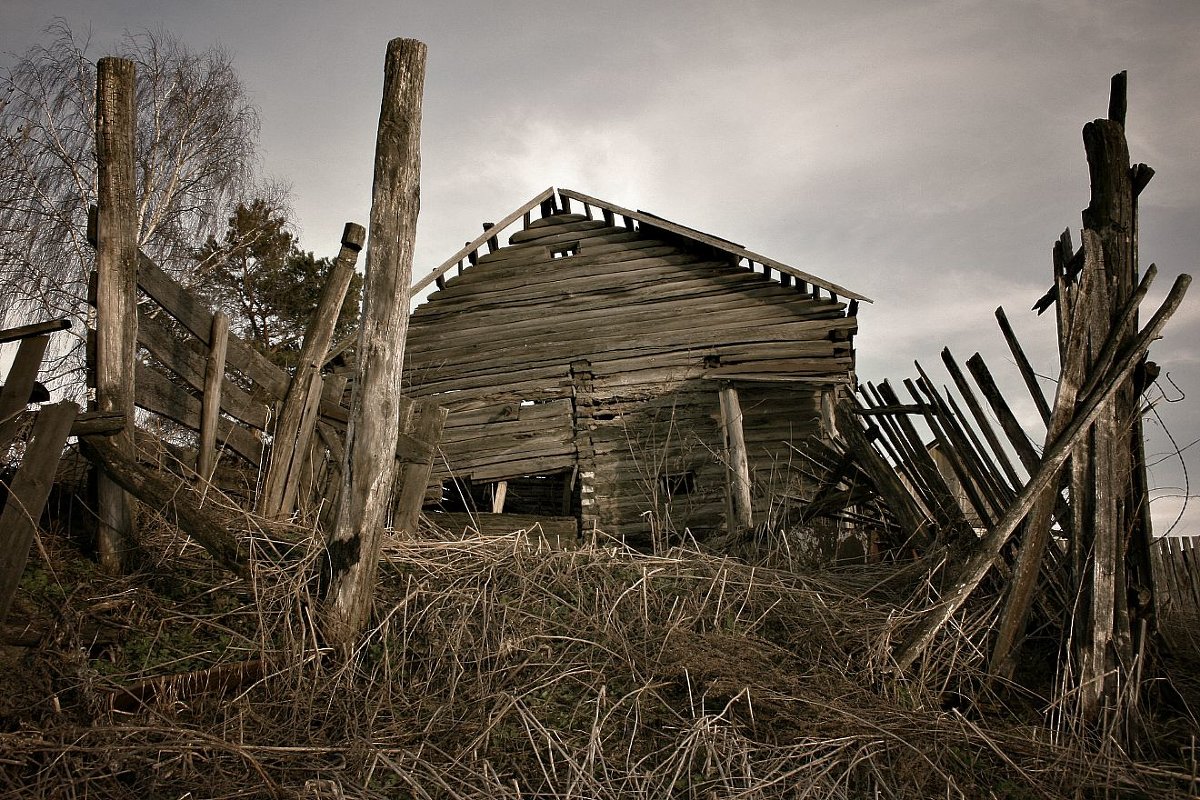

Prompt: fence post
xmin=93 ymin=57 xmax=139 ymax=572
xmin=322 ymin=38 xmax=426 ymax=648
xmin=197 ymin=311 xmax=230 ymax=483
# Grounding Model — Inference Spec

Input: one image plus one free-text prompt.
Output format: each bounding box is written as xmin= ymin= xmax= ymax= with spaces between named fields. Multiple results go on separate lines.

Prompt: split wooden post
xmin=322 ymin=38 xmax=426 ymax=648
xmin=0 ymin=401 xmax=79 ymax=623
xmin=719 ymin=384 xmax=753 ymax=531
xmin=260 ymin=222 xmax=365 ymax=518
xmin=197 ymin=311 xmax=230 ymax=483
xmin=93 ymin=57 xmax=139 ymax=573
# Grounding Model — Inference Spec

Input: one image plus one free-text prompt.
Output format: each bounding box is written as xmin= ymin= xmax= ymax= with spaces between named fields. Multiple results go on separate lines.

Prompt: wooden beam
xmin=324 ymin=38 xmax=426 ymax=648
xmin=260 ymin=222 xmax=364 ymax=518
xmin=0 ymin=335 xmax=51 ymax=458
xmin=0 ymin=318 xmax=71 ymax=345
xmin=94 ymin=57 xmax=139 ymax=573
xmin=893 ymin=272 xmax=1189 ymax=674
xmin=80 ymin=436 xmax=248 ymax=578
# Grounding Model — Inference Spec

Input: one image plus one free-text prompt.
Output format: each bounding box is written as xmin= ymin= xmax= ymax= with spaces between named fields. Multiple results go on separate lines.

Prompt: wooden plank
xmin=393 ymin=399 xmax=447 ymax=536
xmin=278 ymin=372 xmax=326 ymax=519
xmin=0 ymin=335 xmax=51 ymax=457
xmin=135 ymin=363 xmax=262 ymax=466
xmin=508 ymin=217 xmax=609 ymax=243
xmin=558 ymin=188 xmax=872 ymax=302
xmin=324 ymin=38 xmax=426 ymax=648
xmin=137 ymin=311 xmax=268 ymax=430
xmin=719 ymin=385 xmax=753 ymax=531
xmin=940 ymin=348 xmax=1024 ymax=491
xmin=197 ymin=312 xmax=230 ymax=483
xmin=94 ymin=57 xmax=138 ymax=573
xmin=411 ymin=186 xmax=555 ymax=293
xmin=0 ymin=318 xmax=71 ymax=345
xmin=0 ymin=401 xmax=78 ymax=622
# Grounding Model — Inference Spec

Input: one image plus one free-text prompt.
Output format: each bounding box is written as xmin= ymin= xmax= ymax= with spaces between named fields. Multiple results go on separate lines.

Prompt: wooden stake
xmin=94 ymin=57 xmax=139 ymax=573
xmin=197 ymin=311 xmax=230 ymax=483
xmin=719 ymin=384 xmax=753 ymax=531
xmin=322 ymin=38 xmax=426 ymax=649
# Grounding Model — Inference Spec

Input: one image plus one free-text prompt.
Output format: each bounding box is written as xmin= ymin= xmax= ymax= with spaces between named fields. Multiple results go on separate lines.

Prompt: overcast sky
xmin=3 ymin=1 xmax=1198 ymax=533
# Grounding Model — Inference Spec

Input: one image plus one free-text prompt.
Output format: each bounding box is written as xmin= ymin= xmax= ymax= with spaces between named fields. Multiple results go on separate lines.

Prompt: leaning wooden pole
xmin=260 ymin=222 xmax=365 ymax=518
xmin=321 ymin=38 xmax=425 ymax=648
xmin=93 ymin=57 xmax=139 ymax=572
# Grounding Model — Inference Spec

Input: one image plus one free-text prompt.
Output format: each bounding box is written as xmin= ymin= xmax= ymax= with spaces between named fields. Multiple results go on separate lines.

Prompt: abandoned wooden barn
xmin=404 ymin=188 xmax=871 ymax=545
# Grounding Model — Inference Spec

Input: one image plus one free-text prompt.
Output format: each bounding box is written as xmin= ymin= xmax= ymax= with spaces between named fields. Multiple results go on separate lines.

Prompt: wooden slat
xmin=197 ymin=312 xmax=230 ymax=482
xmin=0 ymin=318 xmax=71 ymax=345
xmin=0 ymin=401 xmax=78 ymax=622
xmin=558 ymin=188 xmax=872 ymax=302
xmin=134 ymin=363 xmax=262 ymax=466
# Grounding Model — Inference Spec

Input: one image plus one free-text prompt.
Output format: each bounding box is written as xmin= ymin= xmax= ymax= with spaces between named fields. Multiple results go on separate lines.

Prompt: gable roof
xmin=411 ymin=187 xmax=872 ymax=304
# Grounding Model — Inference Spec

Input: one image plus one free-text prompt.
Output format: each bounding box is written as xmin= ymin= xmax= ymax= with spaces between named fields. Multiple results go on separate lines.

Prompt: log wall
xmin=405 ymin=204 xmax=857 ymax=544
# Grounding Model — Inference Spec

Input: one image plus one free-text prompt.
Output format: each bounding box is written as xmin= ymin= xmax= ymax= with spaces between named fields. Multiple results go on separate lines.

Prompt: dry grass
xmin=1 ymin=493 xmax=1198 ymax=798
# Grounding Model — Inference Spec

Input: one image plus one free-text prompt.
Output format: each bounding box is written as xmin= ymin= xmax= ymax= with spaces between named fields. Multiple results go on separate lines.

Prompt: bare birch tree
xmin=0 ymin=19 xmax=263 ymax=394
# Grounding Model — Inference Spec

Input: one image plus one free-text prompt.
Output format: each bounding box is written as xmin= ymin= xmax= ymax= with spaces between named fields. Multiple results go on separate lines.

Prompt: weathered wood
xmin=197 ymin=311 xmax=230 ymax=483
xmin=990 ymin=234 xmax=1112 ymax=678
xmin=426 ymin=512 xmax=578 ymax=547
xmin=70 ymin=411 xmax=127 ymax=437
xmin=965 ymin=354 xmax=1042 ymax=474
xmin=995 ymin=306 xmax=1052 ymax=426
xmin=941 ymin=348 xmax=1024 ymax=492
xmin=558 ymin=188 xmax=871 ymax=303
xmin=719 ymin=385 xmax=753 ymax=531
xmin=324 ymin=38 xmax=426 ymax=648
xmin=80 ymin=436 xmax=248 ymax=578
xmin=136 ymin=310 xmax=268 ymax=430
xmin=0 ymin=401 xmax=78 ymax=622
xmin=412 ymin=187 xmax=554 ymax=292
xmin=893 ymin=272 xmax=1189 ymax=674
xmin=392 ymin=399 xmax=447 ymax=536
xmin=277 ymin=372 xmax=325 ymax=519
xmin=94 ymin=57 xmax=139 ymax=573
xmin=135 ymin=362 xmax=262 ymax=466
xmin=0 ymin=318 xmax=71 ymax=345
xmin=0 ymin=335 xmax=51 ymax=457
xmin=261 ymin=222 xmax=364 ymax=518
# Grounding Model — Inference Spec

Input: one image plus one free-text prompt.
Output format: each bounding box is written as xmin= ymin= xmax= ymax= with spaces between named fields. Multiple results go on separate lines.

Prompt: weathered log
xmin=94 ymin=57 xmax=138 ymax=573
xmin=719 ymin=384 xmax=753 ymax=531
xmin=323 ymin=38 xmax=426 ymax=648
xmin=80 ymin=436 xmax=248 ymax=578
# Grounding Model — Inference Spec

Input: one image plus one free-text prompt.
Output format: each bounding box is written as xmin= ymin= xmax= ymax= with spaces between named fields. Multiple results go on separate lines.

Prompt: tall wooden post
xmin=322 ymin=39 xmax=425 ymax=648
xmin=260 ymin=222 xmax=365 ymax=518
xmin=94 ymin=57 xmax=139 ymax=572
